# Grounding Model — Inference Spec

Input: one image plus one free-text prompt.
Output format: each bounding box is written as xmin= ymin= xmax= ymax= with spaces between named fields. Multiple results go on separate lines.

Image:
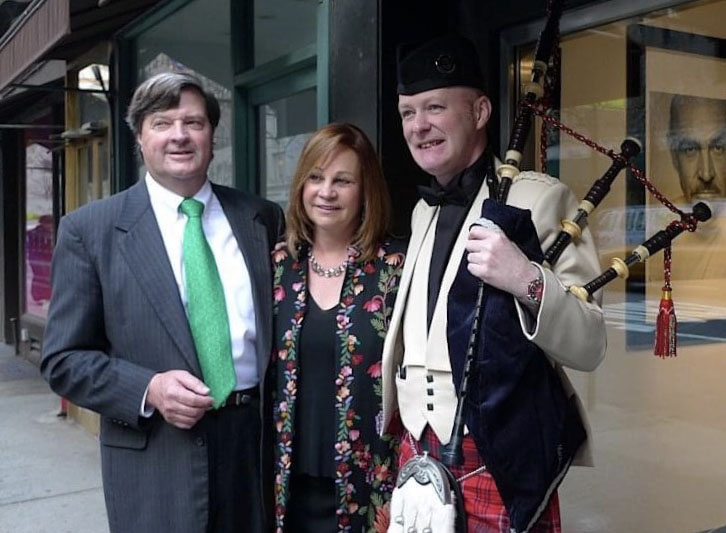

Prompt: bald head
xmin=667 ymin=95 xmax=726 ymax=201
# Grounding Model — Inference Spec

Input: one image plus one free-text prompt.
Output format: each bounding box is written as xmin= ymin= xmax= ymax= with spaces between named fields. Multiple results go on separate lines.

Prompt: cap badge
xmin=434 ymin=54 xmax=456 ymax=74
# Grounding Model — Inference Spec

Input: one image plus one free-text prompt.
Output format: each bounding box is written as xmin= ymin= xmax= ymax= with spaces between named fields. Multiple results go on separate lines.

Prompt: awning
xmin=0 ymin=0 xmax=70 ymax=92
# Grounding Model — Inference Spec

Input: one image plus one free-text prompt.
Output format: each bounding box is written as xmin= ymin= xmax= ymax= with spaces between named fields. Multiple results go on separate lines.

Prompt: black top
xmin=271 ymin=238 xmax=406 ymax=531
xmin=425 ymin=150 xmax=492 ymax=329
xmin=293 ymin=297 xmax=337 ymax=477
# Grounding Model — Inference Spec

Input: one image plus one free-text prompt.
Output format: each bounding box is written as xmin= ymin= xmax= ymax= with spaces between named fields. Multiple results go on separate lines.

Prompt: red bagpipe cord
xmin=531 ymin=57 xmax=695 ymax=358
xmin=654 ymin=245 xmax=677 ymax=358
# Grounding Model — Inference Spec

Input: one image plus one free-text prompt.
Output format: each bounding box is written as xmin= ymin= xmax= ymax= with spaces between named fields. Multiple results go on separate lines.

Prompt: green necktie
xmin=180 ymin=198 xmax=236 ymax=408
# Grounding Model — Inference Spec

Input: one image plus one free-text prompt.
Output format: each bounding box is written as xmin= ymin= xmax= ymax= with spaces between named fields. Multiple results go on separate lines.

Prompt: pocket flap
xmin=100 ymin=417 xmax=148 ymax=450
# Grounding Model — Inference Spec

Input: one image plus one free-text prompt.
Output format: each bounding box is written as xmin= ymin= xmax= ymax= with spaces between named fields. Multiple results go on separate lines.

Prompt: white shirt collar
xmin=145 ymin=173 xmax=213 ymax=216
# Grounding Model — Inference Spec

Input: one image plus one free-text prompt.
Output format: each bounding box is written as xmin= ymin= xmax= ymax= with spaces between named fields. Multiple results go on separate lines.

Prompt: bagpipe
xmin=391 ymin=0 xmax=711 ymax=531
xmin=568 ymin=202 xmax=711 ymax=303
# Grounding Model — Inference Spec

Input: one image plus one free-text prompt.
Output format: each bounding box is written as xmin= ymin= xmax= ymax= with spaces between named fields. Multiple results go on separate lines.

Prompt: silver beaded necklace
xmin=308 ymin=251 xmax=348 ymax=278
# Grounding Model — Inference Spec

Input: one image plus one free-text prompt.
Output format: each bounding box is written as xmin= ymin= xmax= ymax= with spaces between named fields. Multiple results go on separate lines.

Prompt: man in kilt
xmin=381 ymin=34 xmax=607 ymax=532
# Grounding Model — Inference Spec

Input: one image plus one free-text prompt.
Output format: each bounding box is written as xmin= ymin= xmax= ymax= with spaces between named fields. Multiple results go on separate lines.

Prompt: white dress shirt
xmin=146 ymin=173 xmax=259 ymax=391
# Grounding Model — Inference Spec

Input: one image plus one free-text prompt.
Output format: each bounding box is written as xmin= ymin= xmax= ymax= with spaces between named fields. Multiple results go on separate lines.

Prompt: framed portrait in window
xmin=626 ymin=24 xmax=726 ymax=347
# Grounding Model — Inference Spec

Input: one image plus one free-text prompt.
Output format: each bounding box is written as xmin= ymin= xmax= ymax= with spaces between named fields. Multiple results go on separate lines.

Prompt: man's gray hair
xmin=125 ymin=72 xmax=221 ymax=137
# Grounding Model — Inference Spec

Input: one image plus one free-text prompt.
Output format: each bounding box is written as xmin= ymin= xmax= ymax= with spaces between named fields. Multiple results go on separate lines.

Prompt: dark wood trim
xmin=1 ymin=130 xmax=21 ymax=344
xmin=113 ymin=33 xmax=136 ymax=192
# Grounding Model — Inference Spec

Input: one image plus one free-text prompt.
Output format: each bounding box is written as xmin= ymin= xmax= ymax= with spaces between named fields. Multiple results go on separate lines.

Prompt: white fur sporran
xmin=388 ymin=452 xmax=467 ymax=533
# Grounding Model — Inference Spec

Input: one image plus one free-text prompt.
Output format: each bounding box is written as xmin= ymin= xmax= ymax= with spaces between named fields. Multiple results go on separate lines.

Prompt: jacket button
xmin=195 ymin=437 xmax=205 ymax=447
xmin=426 ymin=375 xmax=434 ymax=383
xmin=427 ymin=403 xmax=434 ymax=411
xmin=427 ymin=388 xmax=434 ymax=396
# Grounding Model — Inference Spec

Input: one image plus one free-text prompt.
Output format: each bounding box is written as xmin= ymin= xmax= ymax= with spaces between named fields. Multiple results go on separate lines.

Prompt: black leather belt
xmin=220 ymin=385 xmax=259 ymax=408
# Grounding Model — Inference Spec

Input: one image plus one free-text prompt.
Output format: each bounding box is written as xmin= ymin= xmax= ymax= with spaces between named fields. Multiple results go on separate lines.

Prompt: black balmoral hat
xmin=397 ymin=34 xmax=484 ymax=95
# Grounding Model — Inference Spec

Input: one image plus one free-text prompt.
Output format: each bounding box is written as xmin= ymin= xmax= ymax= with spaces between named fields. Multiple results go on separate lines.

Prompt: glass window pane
xmin=77 ymin=65 xmax=111 ymax=201
xmin=254 ymin=0 xmax=317 ymax=66
xmin=513 ymin=1 xmax=726 ymax=531
xmin=133 ymin=0 xmax=233 ymax=186
xmin=258 ymin=88 xmax=317 ymax=206
xmin=99 ymin=138 xmax=110 ymax=198
xmin=24 ymin=137 xmax=54 ymax=318
xmin=85 ymin=146 xmax=94 ymax=204
xmin=78 ymin=64 xmax=109 ymax=128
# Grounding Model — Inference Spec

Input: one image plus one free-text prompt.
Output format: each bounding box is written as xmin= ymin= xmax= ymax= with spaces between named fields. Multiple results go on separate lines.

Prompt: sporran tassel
xmin=654 ymin=246 xmax=677 ymax=357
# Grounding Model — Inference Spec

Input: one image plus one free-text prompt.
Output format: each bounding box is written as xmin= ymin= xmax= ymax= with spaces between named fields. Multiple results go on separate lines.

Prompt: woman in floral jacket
xmin=269 ymin=123 xmax=405 ymax=532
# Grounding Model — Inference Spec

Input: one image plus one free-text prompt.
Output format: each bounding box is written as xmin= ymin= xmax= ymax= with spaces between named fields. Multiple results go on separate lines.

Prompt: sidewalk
xmin=0 ymin=343 xmax=108 ymax=533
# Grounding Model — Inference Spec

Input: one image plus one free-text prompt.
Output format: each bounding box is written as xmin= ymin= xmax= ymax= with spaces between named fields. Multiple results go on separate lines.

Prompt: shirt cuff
xmin=139 ymin=383 xmax=155 ymax=418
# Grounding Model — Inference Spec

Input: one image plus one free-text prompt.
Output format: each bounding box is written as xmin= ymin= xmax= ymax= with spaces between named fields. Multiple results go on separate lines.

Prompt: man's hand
xmin=465 ymin=224 xmax=540 ymax=300
xmin=146 ymin=370 xmax=214 ymax=429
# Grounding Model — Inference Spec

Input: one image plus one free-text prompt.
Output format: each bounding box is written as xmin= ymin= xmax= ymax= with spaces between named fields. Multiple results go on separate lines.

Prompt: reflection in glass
xmin=133 ymin=0 xmax=232 ymax=186
xmin=258 ymin=89 xmax=317 ymax=206
xmin=25 ymin=142 xmax=54 ymax=318
xmin=78 ymin=64 xmax=109 ymax=130
xmin=511 ymin=2 xmax=726 ymax=531
xmin=253 ymin=0 xmax=317 ymax=66
xmin=69 ymin=64 xmax=111 ymax=207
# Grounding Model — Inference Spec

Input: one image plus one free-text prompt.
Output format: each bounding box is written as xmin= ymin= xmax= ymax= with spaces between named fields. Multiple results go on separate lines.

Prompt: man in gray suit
xmin=41 ymin=72 xmax=284 ymax=533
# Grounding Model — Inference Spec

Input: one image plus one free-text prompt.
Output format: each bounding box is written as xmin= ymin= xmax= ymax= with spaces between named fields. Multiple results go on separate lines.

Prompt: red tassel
xmin=654 ymin=287 xmax=677 ymax=357
xmin=654 ymin=246 xmax=676 ymax=357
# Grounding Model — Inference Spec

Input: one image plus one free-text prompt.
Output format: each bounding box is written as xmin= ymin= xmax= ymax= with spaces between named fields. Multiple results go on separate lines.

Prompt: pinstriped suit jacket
xmin=40 ymin=179 xmax=284 ymax=533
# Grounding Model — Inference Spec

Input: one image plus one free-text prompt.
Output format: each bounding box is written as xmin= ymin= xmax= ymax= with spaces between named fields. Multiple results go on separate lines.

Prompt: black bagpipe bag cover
xmin=447 ymin=198 xmax=587 ymax=533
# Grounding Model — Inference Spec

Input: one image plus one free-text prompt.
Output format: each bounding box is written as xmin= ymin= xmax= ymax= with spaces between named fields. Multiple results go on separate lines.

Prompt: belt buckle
xmin=234 ymin=392 xmax=247 ymax=406
xmin=230 ymin=391 xmax=251 ymax=406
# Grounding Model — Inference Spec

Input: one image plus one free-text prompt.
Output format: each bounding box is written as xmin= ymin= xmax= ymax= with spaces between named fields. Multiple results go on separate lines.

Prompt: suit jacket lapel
xmin=396 ymin=201 xmax=437 ymax=320
xmin=428 ymin=180 xmax=492 ymax=357
xmin=382 ymin=201 xmax=437 ymax=361
xmin=213 ymin=185 xmax=272 ymax=380
xmin=381 ymin=200 xmax=437 ymax=429
xmin=116 ymin=181 xmax=201 ymax=374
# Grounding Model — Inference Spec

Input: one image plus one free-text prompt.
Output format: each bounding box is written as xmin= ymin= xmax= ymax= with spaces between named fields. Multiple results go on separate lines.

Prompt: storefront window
xmin=253 ymin=0 xmax=318 ymax=66
xmin=121 ymin=0 xmax=324 ymax=199
xmin=24 ymin=130 xmax=54 ymax=318
xmin=258 ymin=89 xmax=316 ymax=206
xmin=133 ymin=0 xmax=233 ymax=186
xmin=235 ymin=0 xmax=323 ymax=202
xmin=74 ymin=64 xmax=111 ymax=204
xmin=511 ymin=1 xmax=726 ymax=530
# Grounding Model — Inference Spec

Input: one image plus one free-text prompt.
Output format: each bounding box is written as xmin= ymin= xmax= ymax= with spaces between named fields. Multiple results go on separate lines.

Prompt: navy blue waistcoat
xmin=447 ymin=199 xmax=586 ymax=533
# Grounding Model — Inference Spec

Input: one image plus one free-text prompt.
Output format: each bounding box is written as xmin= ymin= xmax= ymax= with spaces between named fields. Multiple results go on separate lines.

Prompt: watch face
xmin=527 ymin=275 xmax=544 ymax=304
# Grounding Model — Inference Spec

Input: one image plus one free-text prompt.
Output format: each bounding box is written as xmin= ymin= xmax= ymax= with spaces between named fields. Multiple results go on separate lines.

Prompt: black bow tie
xmin=417 ymin=184 xmax=470 ymax=206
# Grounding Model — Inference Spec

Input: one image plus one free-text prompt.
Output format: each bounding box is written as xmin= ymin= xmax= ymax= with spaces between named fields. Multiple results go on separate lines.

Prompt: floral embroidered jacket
xmin=270 ymin=239 xmax=406 ymax=533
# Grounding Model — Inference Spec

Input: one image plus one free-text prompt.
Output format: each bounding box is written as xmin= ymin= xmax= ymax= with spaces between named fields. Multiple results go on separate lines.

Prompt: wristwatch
xmin=527 ymin=272 xmax=544 ymax=306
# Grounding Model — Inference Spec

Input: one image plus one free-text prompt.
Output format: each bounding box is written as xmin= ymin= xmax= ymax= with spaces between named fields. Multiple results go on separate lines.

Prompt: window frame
xmin=115 ymin=0 xmax=329 ymax=195
xmin=233 ymin=1 xmax=329 ymax=195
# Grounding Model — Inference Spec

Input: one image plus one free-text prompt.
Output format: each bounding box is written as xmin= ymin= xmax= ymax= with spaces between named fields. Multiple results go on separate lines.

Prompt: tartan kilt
xmin=399 ymin=426 xmax=561 ymax=533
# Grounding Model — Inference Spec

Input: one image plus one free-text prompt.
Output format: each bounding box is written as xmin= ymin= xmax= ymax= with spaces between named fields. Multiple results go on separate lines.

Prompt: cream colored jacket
xmin=381 ymin=166 xmax=607 ymax=465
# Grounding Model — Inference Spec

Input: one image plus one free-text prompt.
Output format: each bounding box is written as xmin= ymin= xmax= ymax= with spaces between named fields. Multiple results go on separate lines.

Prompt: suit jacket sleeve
xmin=514 ymin=176 xmax=607 ymax=372
xmin=40 ymin=214 xmax=156 ymax=428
